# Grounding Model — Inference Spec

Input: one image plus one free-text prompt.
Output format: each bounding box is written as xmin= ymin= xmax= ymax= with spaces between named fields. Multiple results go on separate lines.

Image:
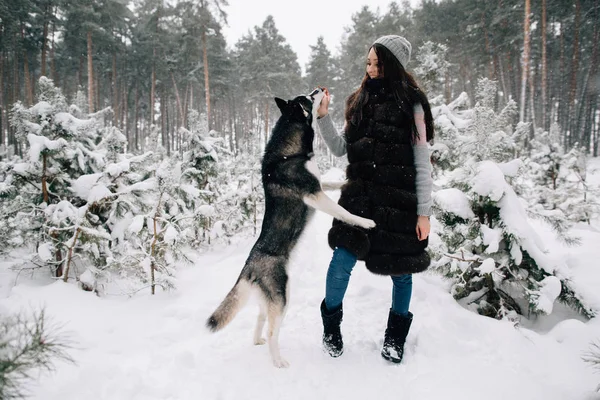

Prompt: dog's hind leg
xmin=253 ymin=298 xmax=267 ymax=345
xmin=267 ymin=301 xmax=289 ymax=368
xmin=262 ymin=273 xmax=290 ymax=368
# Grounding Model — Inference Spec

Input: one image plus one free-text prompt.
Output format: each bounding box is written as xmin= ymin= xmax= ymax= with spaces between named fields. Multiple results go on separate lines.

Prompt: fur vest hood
xmin=328 ymin=79 xmax=430 ymax=276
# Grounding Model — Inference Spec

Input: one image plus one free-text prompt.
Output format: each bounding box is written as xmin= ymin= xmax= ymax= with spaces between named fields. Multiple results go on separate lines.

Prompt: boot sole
xmin=324 ymin=347 xmax=344 ymax=358
xmin=381 ymin=350 xmax=402 ymax=363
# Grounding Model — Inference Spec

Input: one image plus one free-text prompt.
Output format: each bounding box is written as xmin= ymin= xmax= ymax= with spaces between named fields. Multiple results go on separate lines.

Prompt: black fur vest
xmin=328 ymin=79 xmax=430 ymax=276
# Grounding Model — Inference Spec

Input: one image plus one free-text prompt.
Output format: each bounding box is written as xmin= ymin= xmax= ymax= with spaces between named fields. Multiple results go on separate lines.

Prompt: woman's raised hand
xmin=316 ymin=87 xmax=330 ymax=118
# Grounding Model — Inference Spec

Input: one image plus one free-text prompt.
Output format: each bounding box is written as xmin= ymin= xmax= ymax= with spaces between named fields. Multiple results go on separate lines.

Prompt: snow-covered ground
xmin=2 ymin=187 xmax=600 ymax=400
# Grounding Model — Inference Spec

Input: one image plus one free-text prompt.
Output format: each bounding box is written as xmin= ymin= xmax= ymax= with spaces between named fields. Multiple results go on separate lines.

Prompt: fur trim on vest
xmin=329 ymin=79 xmax=430 ymax=275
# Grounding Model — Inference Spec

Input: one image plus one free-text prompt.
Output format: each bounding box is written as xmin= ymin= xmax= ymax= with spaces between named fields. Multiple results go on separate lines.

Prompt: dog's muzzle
xmin=308 ymin=87 xmax=324 ymax=100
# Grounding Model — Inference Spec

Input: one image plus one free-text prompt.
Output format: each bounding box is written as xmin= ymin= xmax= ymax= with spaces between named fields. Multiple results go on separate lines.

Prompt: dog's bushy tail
xmin=206 ymin=278 xmax=252 ymax=332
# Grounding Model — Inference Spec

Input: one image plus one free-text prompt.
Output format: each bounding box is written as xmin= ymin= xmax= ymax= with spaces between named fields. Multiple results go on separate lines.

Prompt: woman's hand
xmin=316 ymin=87 xmax=330 ymax=118
xmin=416 ymin=215 xmax=430 ymax=241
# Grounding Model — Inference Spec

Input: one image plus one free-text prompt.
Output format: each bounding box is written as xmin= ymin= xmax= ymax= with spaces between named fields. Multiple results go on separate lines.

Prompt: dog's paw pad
xmin=273 ymin=358 xmax=290 ymax=368
xmin=254 ymin=338 xmax=266 ymax=345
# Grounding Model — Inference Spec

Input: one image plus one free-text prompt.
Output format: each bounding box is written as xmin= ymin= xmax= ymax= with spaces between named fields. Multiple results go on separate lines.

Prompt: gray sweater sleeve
xmin=413 ymin=145 xmax=433 ymax=216
xmin=316 ymin=114 xmax=347 ymax=157
xmin=413 ymin=102 xmax=433 ymax=216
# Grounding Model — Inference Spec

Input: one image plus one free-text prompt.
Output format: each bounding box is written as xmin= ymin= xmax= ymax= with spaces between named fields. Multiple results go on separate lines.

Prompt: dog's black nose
xmin=308 ymin=88 xmax=321 ymax=97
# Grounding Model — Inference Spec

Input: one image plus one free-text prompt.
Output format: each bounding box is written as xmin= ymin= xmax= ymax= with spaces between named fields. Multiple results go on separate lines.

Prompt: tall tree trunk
xmin=228 ymin=91 xmax=236 ymax=154
xmin=506 ymin=51 xmax=518 ymax=101
xmin=201 ymin=27 xmax=211 ymax=130
xmin=0 ymin=52 xmax=4 ymax=147
xmin=78 ymin=56 xmax=84 ymax=89
xmin=183 ymin=83 xmax=189 ymax=128
xmin=593 ymin=100 xmax=599 ymax=157
xmin=112 ymin=53 xmax=118 ymax=125
xmin=163 ymin=87 xmax=169 ymax=155
xmin=50 ymin=6 xmax=58 ymax=84
xmin=41 ymin=3 xmax=50 ymax=77
xmin=134 ymin=84 xmax=139 ymax=151
xmin=24 ymin=57 xmax=33 ymax=106
xmin=170 ymin=103 xmax=175 ymax=153
xmin=498 ymin=55 xmax=509 ymax=103
xmin=577 ymin=0 xmax=599 ymax=149
xmin=123 ymin=85 xmax=128 ymax=142
xmin=177 ymin=113 xmax=182 ymax=153
xmin=21 ymin=25 xmax=34 ymax=106
xmin=151 ymin=48 xmax=156 ymax=126
xmin=482 ymin=12 xmax=494 ymax=79
xmin=590 ymin=0 xmax=599 ymax=152
xmin=41 ymin=12 xmax=48 ymax=76
xmin=161 ymin=86 xmax=166 ymax=152
xmin=529 ymin=61 xmax=536 ymax=135
xmin=559 ymin=21 xmax=566 ymax=146
xmin=190 ymin=84 xmax=194 ymax=110
xmin=541 ymin=0 xmax=548 ymax=130
xmin=568 ymin=0 xmax=581 ymax=145
xmin=519 ymin=0 xmax=531 ymax=122
xmin=12 ymin=40 xmax=19 ymax=152
xmin=165 ymin=95 xmax=170 ymax=153
xmin=170 ymin=71 xmax=184 ymax=128
xmin=264 ymin=100 xmax=269 ymax=142
xmin=149 ymin=6 xmax=161 ymax=129
xmin=87 ymin=30 xmax=94 ymax=113
xmin=95 ymin=70 xmax=99 ymax=113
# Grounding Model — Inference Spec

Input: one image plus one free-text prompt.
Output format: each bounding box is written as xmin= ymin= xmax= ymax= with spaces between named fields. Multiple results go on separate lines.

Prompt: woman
xmin=315 ymin=35 xmax=434 ymax=363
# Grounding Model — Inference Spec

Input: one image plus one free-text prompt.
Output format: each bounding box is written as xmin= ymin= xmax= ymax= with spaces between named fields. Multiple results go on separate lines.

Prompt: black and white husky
xmin=206 ymin=88 xmax=375 ymax=367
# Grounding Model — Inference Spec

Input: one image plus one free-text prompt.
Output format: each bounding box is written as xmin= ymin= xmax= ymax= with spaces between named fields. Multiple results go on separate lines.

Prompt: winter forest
xmin=1 ymin=0 xmax=600 ymax=398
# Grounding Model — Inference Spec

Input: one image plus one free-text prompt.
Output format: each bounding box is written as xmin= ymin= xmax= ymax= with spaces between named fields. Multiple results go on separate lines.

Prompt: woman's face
xmin=366 ymin=48 xmax=381 ymax=79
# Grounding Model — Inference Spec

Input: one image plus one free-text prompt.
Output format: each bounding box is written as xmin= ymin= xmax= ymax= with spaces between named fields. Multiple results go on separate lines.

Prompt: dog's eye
xmin=308 ymin=89 xmax=320 ymax=98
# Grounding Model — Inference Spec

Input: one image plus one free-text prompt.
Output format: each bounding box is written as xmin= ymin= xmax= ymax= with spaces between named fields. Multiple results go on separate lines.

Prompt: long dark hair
xmin=345 ymin=43 xmax=434 ymax=143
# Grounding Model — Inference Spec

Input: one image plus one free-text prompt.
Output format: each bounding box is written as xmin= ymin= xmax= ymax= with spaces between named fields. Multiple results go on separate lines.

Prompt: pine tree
xmin=216 ymin=153 xmax=264 ymax=239
xmin=305 ymin=36 xmax=335 ymax=94
xmin=413 ymin=41 xmax=451 ymax=97
xmin=335 ymin=6 xmax=379 ymax=120
xmin=0 ymin=309 xmax=73 ymax=399
xmin=178 ymin=109 xmax=222 ymax=244
xmin=522 ymin=125 xmax=599 ymax=227
xmin=377 ymin=1 xmax=413 ymax=37
xmin=430 ymin=83 xmax=594 ymax=320
xmin=6 ymin=77 xmax=105 ymax=277
xmin=233 ymin=16 xmax=302 ymax=143
xmin=583 ymin=340 xmax=600 ymax=392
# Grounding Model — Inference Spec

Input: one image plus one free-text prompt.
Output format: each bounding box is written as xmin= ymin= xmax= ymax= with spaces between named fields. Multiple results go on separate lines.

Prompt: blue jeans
xmin=325 ymin=247 xmax=413 ymax=316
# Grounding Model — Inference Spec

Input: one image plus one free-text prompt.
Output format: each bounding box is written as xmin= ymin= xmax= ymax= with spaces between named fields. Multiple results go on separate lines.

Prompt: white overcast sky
xmin=222 ymin=0 xmax=420 ymax=73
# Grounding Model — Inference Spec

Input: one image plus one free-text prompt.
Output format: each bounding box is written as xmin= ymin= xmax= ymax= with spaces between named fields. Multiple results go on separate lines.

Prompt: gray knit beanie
xmin=373 ymin=35 xmax=412 ymax=68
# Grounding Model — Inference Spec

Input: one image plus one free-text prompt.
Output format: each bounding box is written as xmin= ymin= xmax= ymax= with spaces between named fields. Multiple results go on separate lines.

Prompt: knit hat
xmin=373 ymin=35 xmax=412 ymax=68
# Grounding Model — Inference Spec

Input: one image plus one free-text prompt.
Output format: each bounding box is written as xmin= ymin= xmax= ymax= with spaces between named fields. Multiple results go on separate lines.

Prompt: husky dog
xmin=206 ymin=88 xmax=375 ymax=368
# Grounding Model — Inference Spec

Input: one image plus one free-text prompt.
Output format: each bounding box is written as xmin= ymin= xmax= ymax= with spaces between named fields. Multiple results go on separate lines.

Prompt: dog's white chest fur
xmin=305 ymin=157 xmax=320 ymax=179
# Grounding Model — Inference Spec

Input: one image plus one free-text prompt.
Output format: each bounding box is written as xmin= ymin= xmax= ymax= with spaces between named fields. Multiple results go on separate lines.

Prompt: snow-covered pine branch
xmin=429 ymin=81 xmax=597 ymax=321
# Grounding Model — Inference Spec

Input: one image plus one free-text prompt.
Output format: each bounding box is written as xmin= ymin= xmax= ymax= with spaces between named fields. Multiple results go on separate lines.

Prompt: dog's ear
xmin=274 ymin=97 xmax=288 ymax=113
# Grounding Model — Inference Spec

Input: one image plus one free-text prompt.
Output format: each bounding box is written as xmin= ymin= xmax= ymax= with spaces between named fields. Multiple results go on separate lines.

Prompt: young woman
xmin=315 ymin=35 xmax=434 ymax=363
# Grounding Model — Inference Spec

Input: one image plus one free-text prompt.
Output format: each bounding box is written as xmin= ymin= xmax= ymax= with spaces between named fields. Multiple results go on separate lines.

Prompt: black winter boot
xmin=320 ymin=299 xmax=343 ymax=357
xmin=381 ymin=310 xmax=413 ymax=363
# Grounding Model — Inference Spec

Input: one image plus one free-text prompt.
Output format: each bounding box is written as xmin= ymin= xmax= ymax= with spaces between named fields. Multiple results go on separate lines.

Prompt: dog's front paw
xmin=254 ymin=338 xmax=266 ymax=345
xmin=354 ymin=217 xmax=376 ymax=229
xmin=272 ymin=357 xmax=290 ymax=368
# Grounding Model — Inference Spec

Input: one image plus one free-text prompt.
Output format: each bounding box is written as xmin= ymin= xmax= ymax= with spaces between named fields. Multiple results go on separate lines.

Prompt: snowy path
xmin=3 ymin=195 xmax=600 ymax=400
